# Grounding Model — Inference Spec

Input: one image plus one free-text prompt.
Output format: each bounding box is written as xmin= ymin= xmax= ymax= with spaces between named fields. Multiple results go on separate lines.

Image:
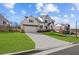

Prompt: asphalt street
xmin=48 ymin=44 xmax=79 ymax=55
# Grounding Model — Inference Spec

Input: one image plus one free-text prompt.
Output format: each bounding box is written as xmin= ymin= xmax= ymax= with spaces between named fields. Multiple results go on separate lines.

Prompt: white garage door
xmin=24 ymin=26 xmax=38 ymax=33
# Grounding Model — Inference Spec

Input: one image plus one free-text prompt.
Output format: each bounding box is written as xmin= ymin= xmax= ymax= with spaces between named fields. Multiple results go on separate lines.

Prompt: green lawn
xmin=43 ymin=32 xmax=79 ymax=42
xmin=0 ymin=32 xmax=35 ymax=54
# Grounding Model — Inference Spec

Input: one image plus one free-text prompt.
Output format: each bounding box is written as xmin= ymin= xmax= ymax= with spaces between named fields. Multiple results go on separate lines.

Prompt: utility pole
xmin=76 ymin=21 xmax=77 ymax=37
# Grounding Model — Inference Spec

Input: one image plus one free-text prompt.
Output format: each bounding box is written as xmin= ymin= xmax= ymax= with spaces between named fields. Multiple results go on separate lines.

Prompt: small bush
xmin=70 ymin=32 xmax=77 ymax=35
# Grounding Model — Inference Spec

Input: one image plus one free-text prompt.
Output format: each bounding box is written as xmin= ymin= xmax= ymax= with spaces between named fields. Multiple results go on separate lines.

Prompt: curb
xmin=4 ymin=43 xmax=78 ymax=55
xmin=32 ymin=43 xmax=79 ymax=55
xmin=4 ymin=49 xmax=36 ymax=55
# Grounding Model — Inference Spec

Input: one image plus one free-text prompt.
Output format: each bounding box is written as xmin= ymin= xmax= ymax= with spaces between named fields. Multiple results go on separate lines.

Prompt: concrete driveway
xmin=26 ymin=33 xmax=71 ymax=50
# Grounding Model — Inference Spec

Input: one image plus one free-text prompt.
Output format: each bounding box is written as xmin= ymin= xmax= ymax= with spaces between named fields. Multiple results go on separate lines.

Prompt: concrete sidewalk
xmin=26 ymin=33 xmax=71 ymax=50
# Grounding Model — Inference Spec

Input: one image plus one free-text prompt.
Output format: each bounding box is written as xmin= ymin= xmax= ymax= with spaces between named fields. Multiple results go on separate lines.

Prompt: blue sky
xmin=0 ymin=3 xmax=79 ymax=28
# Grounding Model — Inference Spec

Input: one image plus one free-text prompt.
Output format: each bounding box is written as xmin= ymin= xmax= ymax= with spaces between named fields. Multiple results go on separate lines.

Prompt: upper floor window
xmin=45 ymin=20 xmax=47 ymax=23
xmin=29 ymin=19 xmax=34 ymax=23
xmin=3 ymin=21 xmax=6 ymax=24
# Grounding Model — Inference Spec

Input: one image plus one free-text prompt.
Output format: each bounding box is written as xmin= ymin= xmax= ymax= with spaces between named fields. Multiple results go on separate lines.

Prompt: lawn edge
xmin=25 ymin=33 xmax=36 ymax=48
xmin=42 ymin=32 xmax=79 ymax=43
xmin=4 ymin=49 xmax=36 ymax=55
xmin=42 ymin=33 xmax=72 ymax=43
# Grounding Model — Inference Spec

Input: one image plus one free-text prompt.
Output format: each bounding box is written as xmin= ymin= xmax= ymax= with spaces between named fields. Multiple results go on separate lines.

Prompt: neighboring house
xmin=54 ymin=24 xmax=62 ymax=32
xmin=70 ymin=29 xmax=79 ymax=34
xmin=21 ymin=15 xmax=55 ymax=32
xmin=55 ymin=23 xmax=70 ymax=34
xmin=0 ymin=14 xmax=10 ymax=31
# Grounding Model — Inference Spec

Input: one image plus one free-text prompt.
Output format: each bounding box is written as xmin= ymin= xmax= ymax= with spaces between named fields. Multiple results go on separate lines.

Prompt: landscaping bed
xmin=0 ymin=32 xmax=35 ymax=54
xmin=43 ymin=32 xmax=79 ymax=42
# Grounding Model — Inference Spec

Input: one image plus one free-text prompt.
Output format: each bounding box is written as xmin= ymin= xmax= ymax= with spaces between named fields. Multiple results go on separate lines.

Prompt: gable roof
xmin=21 ymin=16 xmax=39 ymax=25
xmin=0 ymin=14 xmax=10 ymax=24
xmin=39 ymin=15 xmax=55 ymax=22
xmin=21 ymin=15 xmax=55 ymax=25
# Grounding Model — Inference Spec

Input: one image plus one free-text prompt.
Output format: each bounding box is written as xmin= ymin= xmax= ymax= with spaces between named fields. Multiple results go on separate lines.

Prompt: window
xmin=45 ymin=20 xmax=47 ymax=23
xmin=40 ymin=25 xmax=43 ymax=29
xmin=29 ymin=19 xmax=34 ymax=23
xmin=3 ymin=21 xmax=6 ymax=24
xmin=45 ymin=26 xmax=48 ymax=30
xmin=52 ymin=21 xmax=54 ymax=24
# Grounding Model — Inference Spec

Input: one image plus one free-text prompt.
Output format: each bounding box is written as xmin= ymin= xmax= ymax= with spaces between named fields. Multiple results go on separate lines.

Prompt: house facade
xmin=21 ymin=15 xmax=55 ymax=32
xmin=21 ymin=16 xmax=39 ymax=32
xmin=0 ymin=14 xmax=10 ymax=31
xmin=37 ymin=15 xmax=55 ymax=31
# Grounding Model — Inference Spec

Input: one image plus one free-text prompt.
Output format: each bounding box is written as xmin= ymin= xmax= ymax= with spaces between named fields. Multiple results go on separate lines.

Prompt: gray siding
xmin=0 ymin=14 xmax=10 ymax=31
xmin=0 ymin=14 xmax=9 ymax=25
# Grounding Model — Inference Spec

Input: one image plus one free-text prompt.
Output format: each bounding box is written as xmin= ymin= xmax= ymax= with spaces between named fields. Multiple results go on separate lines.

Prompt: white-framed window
xmin=40 ymin=25 xmax=43 ymax=29
xmin=3 ymin=21 xmax=6 ymax=24
xmin=29 ymin=19 xmax=34 ymax=23
xmin=45 ymin=20 xmax=47 ymax=23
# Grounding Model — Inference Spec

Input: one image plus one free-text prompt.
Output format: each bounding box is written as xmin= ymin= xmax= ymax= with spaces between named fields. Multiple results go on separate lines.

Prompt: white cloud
xmin=40 ymin=13 xmax=46 ymax=15
xmin=70 ymin=14 xmax=75 ymax=17
xmin=63 ymin=19 xmax=69 ymax=24
xmin=3 ymin=3 xmax=15 ymax=9
xmin=36 ymin=3 xmax=43 ymax=13
xmin=50 ymin=16 xmax=54 ymax=20
xmin=36 ymin=3 xmax=60 ymax=15
xmin=9 ymin=10 xmax=15 ymax=14
xmin=71 ymin=7 xmax=75 ymax=11
xmin=71 ymin=3 xmax=79 ymax=11
xmin=74 ymin=3 xmax=79 ymax=10
xmin=3 ymin=3 xmax=16 ymax=14
xmin=51 ymin=16 xmax=70 ymax=24
xmin=45 ymin=4 xmax=60 ymax=13
xmin=63 ymin=14 xmax=68 ymax=18
xmin=58 ymin=15 xmax=61 ymax=17
xmin=50 ymin=16 xmax=61 ymax=23
xmin=22 ymin=10 xmax=26 ymax=14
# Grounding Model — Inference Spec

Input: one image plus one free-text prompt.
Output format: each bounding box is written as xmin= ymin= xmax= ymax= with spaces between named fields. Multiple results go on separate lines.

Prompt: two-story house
xmin=21 ymin=15 xmax=55 ymax=32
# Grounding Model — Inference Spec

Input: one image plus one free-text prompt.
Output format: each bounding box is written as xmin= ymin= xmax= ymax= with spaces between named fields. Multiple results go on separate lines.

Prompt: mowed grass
xmin=43 ymin=32 xmax=79 ymax=42
xmin=0 ymin=32 xmax=35 ymax=54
